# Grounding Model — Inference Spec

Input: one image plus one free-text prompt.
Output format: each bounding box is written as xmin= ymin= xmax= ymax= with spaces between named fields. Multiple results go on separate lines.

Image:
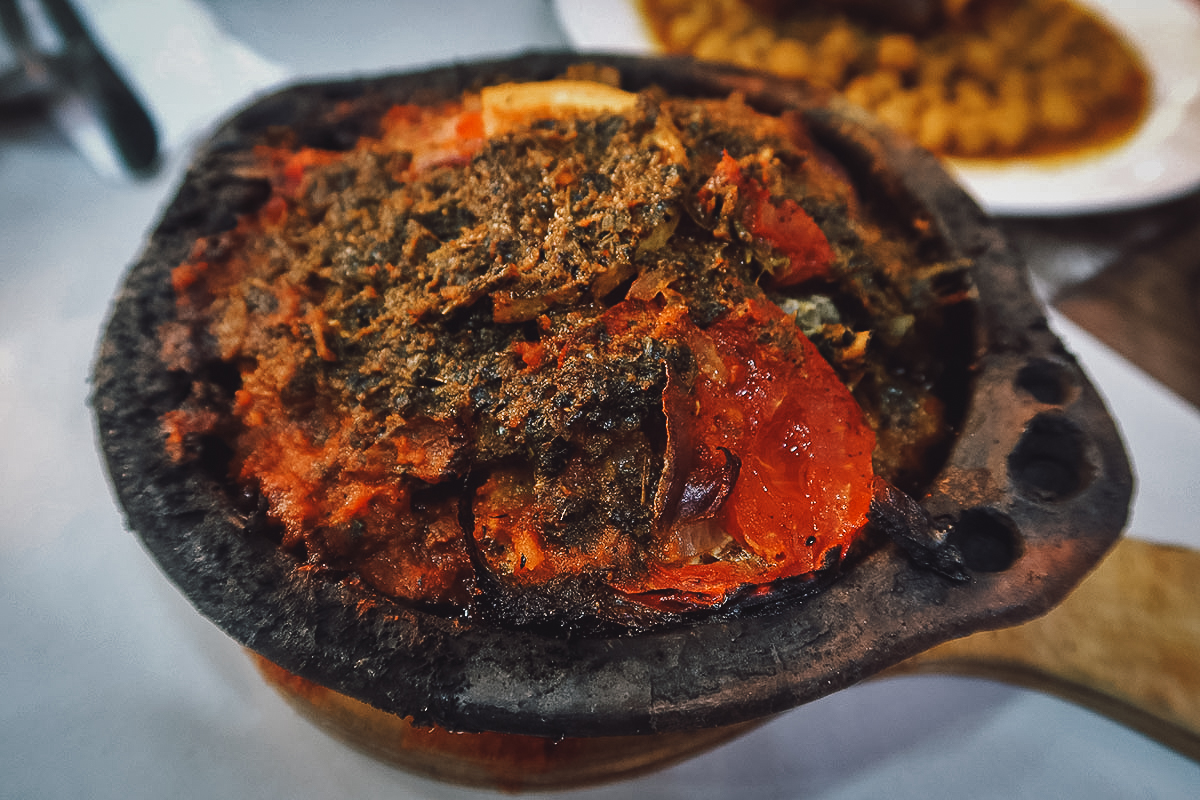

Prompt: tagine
xmin=92 ymin=54 xmax=1131 ymax=789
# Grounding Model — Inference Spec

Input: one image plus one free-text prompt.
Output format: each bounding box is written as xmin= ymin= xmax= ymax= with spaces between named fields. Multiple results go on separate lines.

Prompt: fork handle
xmin=40 ymin=0 xmax=159 ymax=174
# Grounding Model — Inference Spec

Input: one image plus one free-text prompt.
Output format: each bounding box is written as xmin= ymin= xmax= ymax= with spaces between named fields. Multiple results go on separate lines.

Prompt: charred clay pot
xmin=91 ymin=54 xmax=1131 ymax=788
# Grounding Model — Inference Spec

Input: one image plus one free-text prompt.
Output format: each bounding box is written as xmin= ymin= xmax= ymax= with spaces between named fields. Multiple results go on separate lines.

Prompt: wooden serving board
xmin=890 ymin=538 xmax=1200 ymax=760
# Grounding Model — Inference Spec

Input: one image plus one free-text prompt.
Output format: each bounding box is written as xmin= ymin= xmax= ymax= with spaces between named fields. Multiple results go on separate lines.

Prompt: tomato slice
xmin=746 ymin=190 xmax=836 ymax=286
xmin=699 ymin=151 xmax=835 ymax=287
xmin=712 ymin=298 xmax=874 ymax=567
xmin=612 ymin=296 xmax=875 ymax=611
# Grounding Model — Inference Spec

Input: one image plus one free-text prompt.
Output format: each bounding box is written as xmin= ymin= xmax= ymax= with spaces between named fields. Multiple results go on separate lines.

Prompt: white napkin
xmin=28 ymin=0 xmax=290 ymax=178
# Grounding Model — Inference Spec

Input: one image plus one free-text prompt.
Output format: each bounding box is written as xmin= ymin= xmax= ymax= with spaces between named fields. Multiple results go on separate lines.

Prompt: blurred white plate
xmin=553 ymin=0 xmax=1200 ymax=217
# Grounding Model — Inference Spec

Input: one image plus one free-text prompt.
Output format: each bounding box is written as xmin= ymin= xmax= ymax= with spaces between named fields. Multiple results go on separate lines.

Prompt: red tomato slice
xmin=709 ymin=298 xmax=874 ymax=571
xmin=746 ymin=191 xmax=836 ymax=286
xmin=700 ymin=151 xmax=835 ymax=287
xmin=613 ymin=296 xmax=875 ymax=610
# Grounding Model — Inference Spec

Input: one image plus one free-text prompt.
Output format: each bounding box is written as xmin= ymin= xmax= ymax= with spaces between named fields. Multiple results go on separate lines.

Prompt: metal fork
xmin=0 ymin=0 xmax=158 ymax=174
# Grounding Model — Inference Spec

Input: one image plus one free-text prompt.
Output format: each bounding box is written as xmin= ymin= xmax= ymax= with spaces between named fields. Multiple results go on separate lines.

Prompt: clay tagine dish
xmin=91 ymin=53 xmax=1131 ymax=788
